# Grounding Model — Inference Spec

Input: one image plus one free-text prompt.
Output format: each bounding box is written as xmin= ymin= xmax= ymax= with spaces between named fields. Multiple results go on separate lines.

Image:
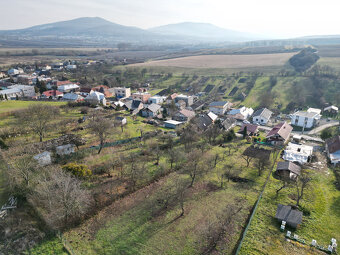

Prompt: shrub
xmin=62 ymin=163 xmax=92 ymax=178
xmin=0 ymin=138 xmax=8 ymax=149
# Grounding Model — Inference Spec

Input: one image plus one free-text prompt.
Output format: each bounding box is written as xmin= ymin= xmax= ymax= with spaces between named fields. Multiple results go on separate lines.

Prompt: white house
xmin=33 ymin=151 xmax=52 ymax=166
xmin=148 ymin=95 xmax=166 ymax=104
xmin=63 ymin=93 xmax=83 ymax=101
xmin=66 ymin=64 xmax=77 ymax=70
xmin=56 ymin=144 xmax=75 ymax=156
xmin=141 ymin=103 xmax=161 ymax=118
xmin=228 ymin=106 xmax=254 ymax=120
xmin=57 ymin=84 xmax=80 ymax=93
xmin=7 ymin=68 xmax=20 ymax=76
xmin=113 ymin=87 xmax=131 ymax=99
xmin=85 ymin=91 xmax=106 ymax=106
xmin=283 ymin=142 xmax=313 ymax=164
xmin=324 ymin=105 xmax=339 ymax=114
xmin=307 ymin=108 xmax=322 ymax=115
xmin=208 ymin=101 xmax=230 ymax=115
xmin=174 ymin=94 xmax=194 ymax=106
xmin=252 ymin=108 xmax=273 ymax=125
xmin=290 ymin=111 xmax=321 ymax=129
xmin=325 ymin=136 xmax=340 ymax=166
xmin=8 ymin=85 xmax=36 ymax=98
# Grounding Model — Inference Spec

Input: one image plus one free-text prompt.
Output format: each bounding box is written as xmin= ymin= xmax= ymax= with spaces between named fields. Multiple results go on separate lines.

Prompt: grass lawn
xmin=239 ymin=164 xmax=340 ymax=255
xmin=0 ymin=100 xmax=66 ymax=114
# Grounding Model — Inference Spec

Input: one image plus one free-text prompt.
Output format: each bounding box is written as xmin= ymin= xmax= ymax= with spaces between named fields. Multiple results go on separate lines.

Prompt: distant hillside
xmin=148 ymin=22 xmax=263 ymax=42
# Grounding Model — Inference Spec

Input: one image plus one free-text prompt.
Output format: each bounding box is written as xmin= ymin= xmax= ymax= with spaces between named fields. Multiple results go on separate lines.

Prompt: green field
xmin=0 ymin=100 xmax=66 ymax=114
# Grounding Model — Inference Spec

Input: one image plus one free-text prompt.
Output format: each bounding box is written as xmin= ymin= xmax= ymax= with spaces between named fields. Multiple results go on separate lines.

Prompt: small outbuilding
xmin=275 ymin=204 xmax=302 ymax=228
xmin=275 ymin=161 xmax=301 ymax=181
xmin=33 ymin=151 xmax=52 ymax=166
xmin=56 ymin=144 xmax=75 ymax=156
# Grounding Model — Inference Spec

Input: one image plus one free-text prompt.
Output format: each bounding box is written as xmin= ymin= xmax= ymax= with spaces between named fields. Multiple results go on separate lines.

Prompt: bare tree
xmin=295 ymin=171 xmax=311 ymax=207
xmin=181 ymin=124 xmax=198 ymax=151
xmin=88 ymin=116 xmax=113 ymax=154
xmin=7 ymin=154 xmax=37 ymax=195
xmin=124 ymin=155 xmax=147 ymax=191
xmin=17 ymin=104 xmax=60 ymax=142
xmin=241 ymin=154 xmax=253 ymax=167
xmin=183 ymin=149 xmax=208 ymax=187
xmin=30 ymin=167 xmax=92 ymax=229
xmin=225 ymin=143 xmax=236 ymax=156
xmin=255 ymin=157 xmax=270 ymax=176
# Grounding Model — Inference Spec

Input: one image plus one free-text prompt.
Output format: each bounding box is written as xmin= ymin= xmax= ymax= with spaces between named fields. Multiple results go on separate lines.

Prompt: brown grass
xmin=130 ymin=53 xmax=295 ymax=69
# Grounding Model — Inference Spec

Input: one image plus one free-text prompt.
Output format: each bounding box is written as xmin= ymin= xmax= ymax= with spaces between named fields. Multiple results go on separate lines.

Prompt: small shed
xmin=33 ymin=151 xmax=52 ymax=166
xmin=164 ymin=120 xmax=183 ymax=129
xmin=56 ymin=144 xmax=75 ymax=156
xmin=275 ymin=161 xmax=301 ymax=181
xmin=275 ymin=204 xmax=302 ymax=228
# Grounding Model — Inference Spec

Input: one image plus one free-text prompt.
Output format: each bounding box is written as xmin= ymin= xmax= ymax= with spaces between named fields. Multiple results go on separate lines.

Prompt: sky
xmin=1 ymin=0 xmax=340 ymax=38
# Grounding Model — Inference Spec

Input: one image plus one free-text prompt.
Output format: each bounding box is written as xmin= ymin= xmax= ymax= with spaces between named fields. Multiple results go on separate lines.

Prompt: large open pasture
xmin=131 ymin=53 xmax=295 ymax=69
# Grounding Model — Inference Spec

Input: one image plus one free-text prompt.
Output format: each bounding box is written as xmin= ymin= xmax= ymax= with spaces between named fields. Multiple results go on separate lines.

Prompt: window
xmin=261 ymin=119 xmax=263 ymax=122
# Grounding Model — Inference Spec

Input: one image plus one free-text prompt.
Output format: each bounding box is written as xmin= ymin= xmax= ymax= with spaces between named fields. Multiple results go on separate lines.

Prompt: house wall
xmin=253 ymin=116 xmax=269 ymax=125
xmin=291 ymin=115 xmax=315 ymax=128
xmin=209 ymin=105 xmax=228 ymax=115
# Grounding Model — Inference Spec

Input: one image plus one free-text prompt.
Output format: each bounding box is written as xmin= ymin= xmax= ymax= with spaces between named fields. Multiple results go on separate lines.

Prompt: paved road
xmin=308 ymin=121 xmax=339 ymax=135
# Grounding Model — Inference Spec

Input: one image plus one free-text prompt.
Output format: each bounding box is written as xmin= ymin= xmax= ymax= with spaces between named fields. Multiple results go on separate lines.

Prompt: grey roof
xmin=196 ymin=114 xmax=213 ymax=131
xmin=125 ymin=100 xmax=143 ymax=110
xmin=326 ymin=135 xmax=340 ymax=154
xmin=293 ymin=111 xmax=318 ymax=118
xmin=253 ymin=108 xmax=273 ymax=119
xmin=276 ymin=161 xmax=301 ymax=175
xmin=146 ymin=103 xmax=161 ymax=113
xmin=209 ymin=101 xmax=229 ymax=107
xmin=275 ymin=204 xmax=302 ymax=228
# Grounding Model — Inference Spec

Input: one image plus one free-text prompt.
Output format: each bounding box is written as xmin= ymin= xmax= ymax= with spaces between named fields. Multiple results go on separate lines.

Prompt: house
xmin=148 ymin=95 xmax=166 ymax=104
xmin=124 ymin=100 xmax=144 ymax=114
xmin=324 ymin=105 xmax=339 ymax=114
xmin=228 ymin=106 xmax=254 ymax=120
xmin=275 ymin=204 xmax=302 ymax=228
xmin=238 ymin=123 xmax=259 ymax=136
xmin=131 ymin=92 xmax=151 ymax=103
xmin=66 ymin=64 xmax=77 ymax=70
xmin=208 ymin=101 xmax=230 ymax=115
xmin=62 ymin=93 xmax=83 ymax=102
xmin=174 ymin=94 xmax=194 ymax=106
xmin=207 ymin=112 xmax=218 ymax=122
xmin=17 ymin=75 xmax=34 ymax=85
xmin=275 ymin=161 xmax=301 ymax=181
xmin=166 ymin=93 xmax=178 ymax=104
xmin=115 ymin=116 xmax=127 ymax=126
xmin=190 ymin=100 xmax=205 ymax=111
xmin=85 ymin=91 xmax=106 ymax=106
xmin=307 ymin=108 xmax=322 ymax=115
xmin=79 ymin=87 xmax=93 ymax=97
xmin=266 ymin=122 xmax=293 ymax=145
xmin=290 ymin=111 xmax=321 ymax=129
xmin=57 ymin=84 xmax=80 ymax=93
xmin=173 ymin=109 xmax=196 ymax=122
xmin=113 ymin=87 xmax=131 ymax=99
xmin=7 ymin=68 xmax=20 ymax=76
xmin=42 ymin=90 xmax=63 ymax=99
xmin=283 ymin=142 xmax=313 ymax=164
xmin=325 ymin=136 xmax=340 ymax=165
xmin=164 ymin=120 xmax=183 ymax=129
xmin=195 ymin=113 xmax=216 ymax=132
xmin=93 ymin=85 xmax=113 ymax=98
xmin=252 ymin=108 xmax=273 ymax=125
xmin=141 ymin=103 xmax=162 ymax=118
xmin=220 ymin=117 xmax=237 ymax=131
xmin=8 ymin=85 xmax=36 ymax=98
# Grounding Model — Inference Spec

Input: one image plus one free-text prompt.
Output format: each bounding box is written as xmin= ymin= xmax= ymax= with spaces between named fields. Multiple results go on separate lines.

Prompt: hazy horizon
xmin=1 ymin=0 xmax=340 ymax=39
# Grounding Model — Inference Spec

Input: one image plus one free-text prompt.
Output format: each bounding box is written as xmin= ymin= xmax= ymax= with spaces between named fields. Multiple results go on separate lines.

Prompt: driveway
xmin=308 ymin=121 xmax=339 ymax=135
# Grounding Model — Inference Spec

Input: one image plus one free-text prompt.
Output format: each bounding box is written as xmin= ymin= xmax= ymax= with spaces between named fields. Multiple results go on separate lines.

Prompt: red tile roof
xmin=239 ymin=123 xmax=258 ymax=134
xmin=43 ymin=90 xmax=63 ymax=97
xmin=266 ymin=122 xmax=293 ymax=140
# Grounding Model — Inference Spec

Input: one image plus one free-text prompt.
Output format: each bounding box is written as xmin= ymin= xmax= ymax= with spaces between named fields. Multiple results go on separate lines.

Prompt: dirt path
xmin=308 ymin=122 xmax=339 ymax=135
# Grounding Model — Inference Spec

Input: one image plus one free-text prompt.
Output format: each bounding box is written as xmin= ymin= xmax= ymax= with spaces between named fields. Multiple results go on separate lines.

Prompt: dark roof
xmin=195 ymin=114 xmax=213 ymax=131
xmin=326 ymin=136 xmax=340 ymax=154
xmin=276 ymin=161 xmax=301 ymax=175
xmin=239 ymin=123 xmax=258 ymax=134
xmin=266 ymin=122 xmax=293 ymax=140
xmin=253 ymin=108 xmax=273 ymax=119
xmin=80 ymin=87 xmax=92 ymax=93
xmin=209 ymin=101 xmax=229 ymax=107
xmin=125 ymin=100 xmax=143 ymax=110
xmin=191 ymin=100 xmax=205 ymax=111
xmin=275 ymin=204 xmax=302 ymax=228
